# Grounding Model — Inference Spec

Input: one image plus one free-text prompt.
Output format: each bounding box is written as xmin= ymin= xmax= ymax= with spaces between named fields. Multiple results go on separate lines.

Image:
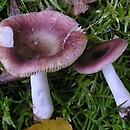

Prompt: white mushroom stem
xmin=30 ymin=72 xmax=54 ymax=120
xmin=102 ymin=64 xmax=130 ymax=119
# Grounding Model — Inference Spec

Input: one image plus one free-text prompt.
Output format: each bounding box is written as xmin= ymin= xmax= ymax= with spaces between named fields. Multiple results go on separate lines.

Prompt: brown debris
xmin=63 ymin=0 xmax=97 ymax=16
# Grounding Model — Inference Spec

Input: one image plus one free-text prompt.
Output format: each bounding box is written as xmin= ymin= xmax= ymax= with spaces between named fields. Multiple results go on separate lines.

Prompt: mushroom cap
xmin=0 ymin=10 xmax=87 ymax=77
xmin=74 ymin=38 xmax=127 ymax=74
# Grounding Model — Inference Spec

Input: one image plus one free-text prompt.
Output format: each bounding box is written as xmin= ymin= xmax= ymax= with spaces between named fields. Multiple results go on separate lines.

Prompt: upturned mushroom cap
xmin=74 ymin=38 xmax=127 ymax=74
xmin=0 ymin=10 xmax=87 ymax=77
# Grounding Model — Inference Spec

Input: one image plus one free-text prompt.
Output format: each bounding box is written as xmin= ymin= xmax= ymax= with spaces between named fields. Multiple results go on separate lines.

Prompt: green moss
xmin=0 ymin=0 xmax=130 ymax=129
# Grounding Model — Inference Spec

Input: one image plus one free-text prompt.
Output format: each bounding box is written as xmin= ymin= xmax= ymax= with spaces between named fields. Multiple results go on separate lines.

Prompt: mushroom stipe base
xmin=118 ymin=103 xmax=130 ymax=121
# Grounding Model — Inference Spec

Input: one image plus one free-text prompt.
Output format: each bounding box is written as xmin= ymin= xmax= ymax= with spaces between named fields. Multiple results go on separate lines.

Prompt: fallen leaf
xmin=62 ymin=0 xmax=97 ymax=16
xmin=24 ymin=117 xmax=73 ymax=130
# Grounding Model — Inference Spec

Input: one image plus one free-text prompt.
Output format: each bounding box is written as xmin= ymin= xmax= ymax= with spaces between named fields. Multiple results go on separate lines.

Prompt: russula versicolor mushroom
xmin=0 ymin=6 xmax=87 ymax=121
xmin=74 ymin=38 xmax=130 ymax=120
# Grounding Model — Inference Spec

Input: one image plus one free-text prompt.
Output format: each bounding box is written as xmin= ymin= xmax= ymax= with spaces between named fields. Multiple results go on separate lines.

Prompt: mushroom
xmin=0 ymin=7 xmax=87 ymax=121
xmin=74 ymin=38 xmax=130 ymax=120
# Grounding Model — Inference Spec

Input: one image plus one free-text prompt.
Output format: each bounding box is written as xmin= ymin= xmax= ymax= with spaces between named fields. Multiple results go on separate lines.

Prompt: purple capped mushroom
xmin=0 ymin=1 xmax=87 ymax=121
xmin=74 ymin=38 xmax=130 ymax=120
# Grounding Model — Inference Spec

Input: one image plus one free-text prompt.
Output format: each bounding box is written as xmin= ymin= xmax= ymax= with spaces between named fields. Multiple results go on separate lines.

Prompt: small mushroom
xmin=0 ymin=5 xmax=87 ymax=121
xmin=74 ymin=38 xmax=130 ymax=120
